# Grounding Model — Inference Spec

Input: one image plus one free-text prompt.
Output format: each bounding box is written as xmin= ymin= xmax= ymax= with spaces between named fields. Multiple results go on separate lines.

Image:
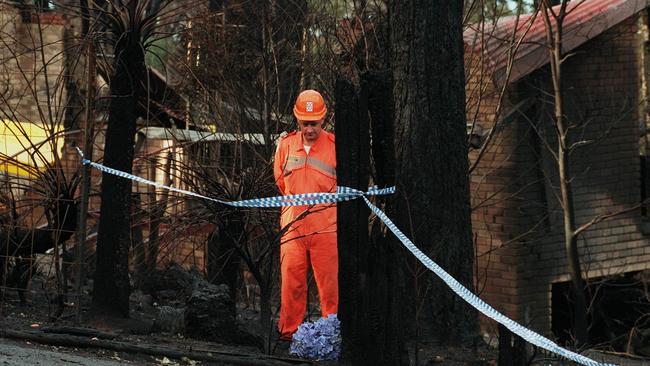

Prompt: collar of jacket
xmin=296 ymin=130 xmax=328 ymax=153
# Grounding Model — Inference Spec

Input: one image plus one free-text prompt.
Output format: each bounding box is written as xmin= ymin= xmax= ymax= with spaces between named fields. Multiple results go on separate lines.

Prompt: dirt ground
xmin=0 ymin=292 xmax=480 ymax=366
xmin=0 ymin=284 xmax=646 ymax=366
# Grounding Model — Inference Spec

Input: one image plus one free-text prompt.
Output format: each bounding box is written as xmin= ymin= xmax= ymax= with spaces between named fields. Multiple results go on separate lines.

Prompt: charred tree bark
xmin=92 ymin=1 xmax=146 ymax=317
xmin=390 ymin=0 xmax=478 ymax=343
xmin=366 ymin=72 xmax=409 ymax=364
xmin=336 ymin=79 xmax=370 ymax=364
xmin=337 ymin=74 xmax=408 ymax=365
xmin=498 ymin=324 xmax=527 ymax=366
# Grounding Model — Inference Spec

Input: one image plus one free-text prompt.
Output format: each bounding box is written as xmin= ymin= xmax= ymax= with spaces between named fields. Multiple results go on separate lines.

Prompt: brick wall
xmin=0 ymin=5 xmax=66 ymax=125
xmin=527 ymin=15 xmax=650 ymax=333
xmin=1 ymin=4 xmax=67 ymax=227
xmin=466 ymin=42 xmax=545 ymax=327
xmin=468 ymin=15 xmax=650 ymax=336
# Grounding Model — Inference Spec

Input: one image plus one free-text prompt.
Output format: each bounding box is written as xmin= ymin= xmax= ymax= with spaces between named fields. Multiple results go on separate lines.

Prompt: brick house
xmin=465 ymin=0 xmax=650 ymax=340
xmin=0 ymin=2 xmax=211 ymax=269
xmin=0 ymin=1 xmax=282 ymax=275
xmin=0 ymin=5 xmax=65 ymax=164
xmin=0 ymin=4 xmax=69 ymax=220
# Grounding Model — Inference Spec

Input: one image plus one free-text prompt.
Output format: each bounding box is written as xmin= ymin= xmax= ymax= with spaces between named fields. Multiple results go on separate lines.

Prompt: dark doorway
xmin=552 ymin=272 xmax=650 ymax=352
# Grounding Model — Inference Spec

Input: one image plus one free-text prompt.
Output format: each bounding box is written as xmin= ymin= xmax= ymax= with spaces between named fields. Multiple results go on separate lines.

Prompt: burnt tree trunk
xmin=337 ymin=74 xmax=408 ymax=365
xmin=336 ymin=79 xmax=370 ymax=364
xmin=366 ymin=72 xmax=408 ymax=365
xmin=498 ymin=323 xmax=527 ymax=366
xmin=92 ymin=2 xmax=146 ymax=317
xmin=390 ymin=0 xmax=478 ymax=343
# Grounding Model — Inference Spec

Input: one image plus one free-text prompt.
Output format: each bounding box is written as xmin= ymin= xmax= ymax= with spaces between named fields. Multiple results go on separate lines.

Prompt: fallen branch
xmin=0 ymin=329 xmax=310 ymax=366
xmin=40 ymin=326 xmax=118 ymax=340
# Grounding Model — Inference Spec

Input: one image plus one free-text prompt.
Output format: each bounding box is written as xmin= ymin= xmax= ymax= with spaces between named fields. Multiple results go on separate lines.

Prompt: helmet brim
xmin=293 ymin=106 xmax=327 ymax=121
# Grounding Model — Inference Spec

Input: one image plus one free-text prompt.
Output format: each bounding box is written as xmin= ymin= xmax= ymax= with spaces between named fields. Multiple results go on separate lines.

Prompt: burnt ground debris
xmin=0 ymin=263 xmax=646 ymax=366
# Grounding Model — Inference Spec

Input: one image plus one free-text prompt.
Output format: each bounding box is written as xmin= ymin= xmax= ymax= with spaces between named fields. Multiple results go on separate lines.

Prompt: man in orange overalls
xmin=274 ymin=89 xmax=337 ymax=341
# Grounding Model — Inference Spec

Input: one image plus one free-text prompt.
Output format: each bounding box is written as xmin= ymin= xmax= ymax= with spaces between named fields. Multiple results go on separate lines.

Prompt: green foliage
xmin=145 ymin=36 xmax=172 ymax=70
xmin=465 ymin=0 xmax=536 ymax=23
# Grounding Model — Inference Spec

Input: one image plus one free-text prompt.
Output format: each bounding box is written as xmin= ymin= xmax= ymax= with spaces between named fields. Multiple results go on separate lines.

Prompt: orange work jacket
xmin=274 ymin=130 xmax=337 ymax=238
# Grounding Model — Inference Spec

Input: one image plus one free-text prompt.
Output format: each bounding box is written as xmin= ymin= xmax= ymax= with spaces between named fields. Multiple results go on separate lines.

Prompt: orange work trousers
xmin=278 ymin=231 xmax=338 ymax=340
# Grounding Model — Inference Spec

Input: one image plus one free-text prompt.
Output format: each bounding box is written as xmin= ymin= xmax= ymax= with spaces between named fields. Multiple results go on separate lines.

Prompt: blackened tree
xmin=390 ymin=0 xmax=479 ymax=343
xmin=92 ymin=0 xmax=158 ymax=317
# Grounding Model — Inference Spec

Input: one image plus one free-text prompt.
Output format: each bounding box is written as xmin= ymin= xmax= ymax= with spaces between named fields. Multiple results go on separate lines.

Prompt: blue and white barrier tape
xmin=362 ymin=197 xmax=615 ymax=366
xmin=76 ymin=148 xmax=390 ymax=207
xmin=76 ymin=147 xmax=615 ymax=366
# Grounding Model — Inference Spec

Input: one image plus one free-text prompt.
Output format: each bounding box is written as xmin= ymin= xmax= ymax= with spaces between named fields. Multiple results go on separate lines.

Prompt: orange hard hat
xmin=293 ymin=90 xmax=327 ymax=121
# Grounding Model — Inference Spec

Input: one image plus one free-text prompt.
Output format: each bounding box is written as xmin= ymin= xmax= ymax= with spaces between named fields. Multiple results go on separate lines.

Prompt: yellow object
xmin=0 ymin=120 xmax=63 ymax=178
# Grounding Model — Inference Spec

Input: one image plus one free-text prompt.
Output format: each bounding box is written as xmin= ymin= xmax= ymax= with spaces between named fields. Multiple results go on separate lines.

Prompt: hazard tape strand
xmin=77 ymin=148 xmax=615 ymax=366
